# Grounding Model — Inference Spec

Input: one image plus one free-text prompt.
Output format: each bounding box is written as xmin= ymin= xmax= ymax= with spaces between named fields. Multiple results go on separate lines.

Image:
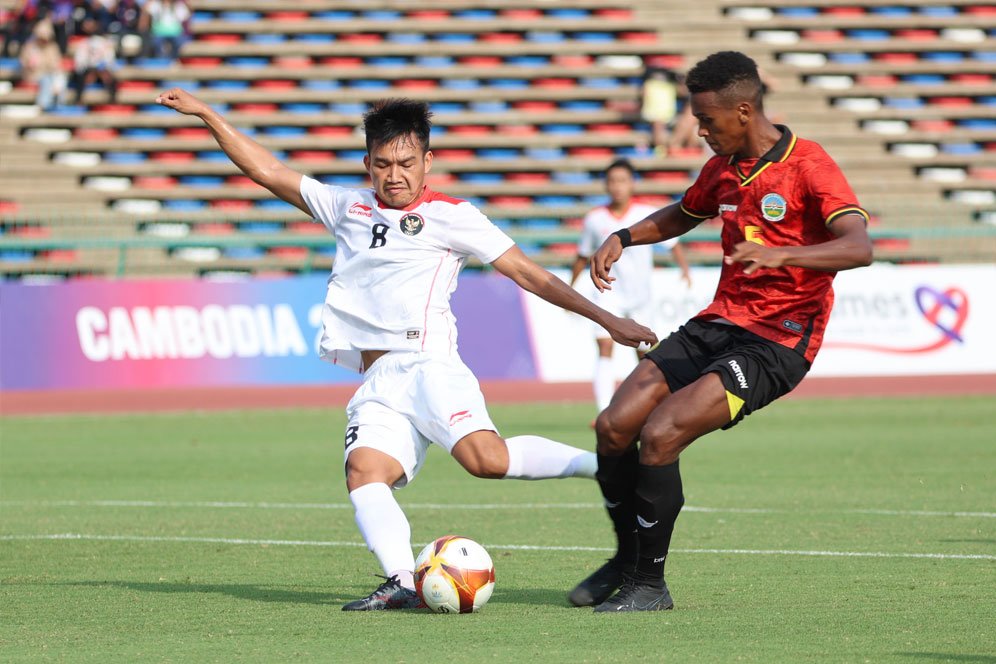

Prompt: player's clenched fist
xmin=155 ymin=88 xmax=211 ymax=117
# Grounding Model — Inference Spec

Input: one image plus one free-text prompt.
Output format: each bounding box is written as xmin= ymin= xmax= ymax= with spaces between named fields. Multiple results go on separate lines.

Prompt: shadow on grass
xmin=897 ymin=655 xmax=996 ymax=663
xmin=66 ymin=580 xmax=351 ymax=605
xmin=490 ymin=587 xmax=575 ymax=607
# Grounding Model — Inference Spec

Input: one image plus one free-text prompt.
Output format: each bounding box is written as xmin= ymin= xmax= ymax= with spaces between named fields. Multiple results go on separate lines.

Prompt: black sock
xmin=633 ymin=461 xmax=684 ymax=586
xmin=595 ymin=446 xmax=640 ymax=568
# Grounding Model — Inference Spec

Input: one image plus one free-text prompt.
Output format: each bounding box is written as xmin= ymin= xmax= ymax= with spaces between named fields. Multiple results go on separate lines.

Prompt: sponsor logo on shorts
xmin=399 ymin=212 xmax=425 ymax=236
xmin=760 ymin=193 xmax=787 ymax=222
xmin=782 ymin=319 xmax=804 ymax=333
xmin=406 ymin=330 xmax=420 ymax=340
xmin=728 ymin=359 xmax=749 ymax=390
xmin=719 ymin=203 xmax=738 ymax=213
xmin=348 ymin=202 xmax=372 ymax=218
xmin=637 ymin=515 xmax=659 ymax=529
xmin=449 ymin=410 xmax=472 ymax=426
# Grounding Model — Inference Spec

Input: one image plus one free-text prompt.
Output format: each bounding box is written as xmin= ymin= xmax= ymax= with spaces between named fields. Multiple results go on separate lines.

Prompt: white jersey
xmin=300 ymin=176 xmax=515 ymax=372
xmin=577 ymin=202 xmax=676 ymax=310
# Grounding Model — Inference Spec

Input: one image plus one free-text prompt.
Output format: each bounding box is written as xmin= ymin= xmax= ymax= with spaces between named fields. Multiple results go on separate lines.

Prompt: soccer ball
xmin=414 ymin=535 xmax=495 ymax=613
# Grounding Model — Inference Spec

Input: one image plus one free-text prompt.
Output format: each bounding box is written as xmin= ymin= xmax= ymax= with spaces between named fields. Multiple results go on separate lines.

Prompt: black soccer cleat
xmin=341 ymin=575 xmax=426 ymax=611
xmin=593 ymin=577 xmax=674 ymax=613
xmin=568 ymin=559 xmax=631 ymax=607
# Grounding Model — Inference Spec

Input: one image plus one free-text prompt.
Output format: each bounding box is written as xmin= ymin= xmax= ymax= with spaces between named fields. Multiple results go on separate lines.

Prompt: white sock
xmin=349 ymin=483 xmax=416 ymax=589
xmin=503 ymin=435 xmax=598 ymax=480
xmin=594 ymin=355 xmax=615 ymax=411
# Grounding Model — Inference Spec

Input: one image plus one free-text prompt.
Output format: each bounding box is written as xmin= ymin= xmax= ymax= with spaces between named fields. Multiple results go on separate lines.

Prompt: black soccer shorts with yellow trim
xmin=644 ymin=319 xmax=810 ymax=429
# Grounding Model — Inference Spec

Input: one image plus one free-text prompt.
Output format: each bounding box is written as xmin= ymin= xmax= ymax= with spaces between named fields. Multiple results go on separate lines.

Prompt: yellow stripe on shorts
xmin=726 ymin=390 xmax=745 ymax=421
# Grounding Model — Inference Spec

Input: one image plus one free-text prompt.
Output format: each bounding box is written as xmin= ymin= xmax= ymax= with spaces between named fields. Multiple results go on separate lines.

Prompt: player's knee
xmin=453 ymin=438 xmax=508 ymax=479
xmin=594 ymin=409 xmax=633 ymax=455
xmin=639 ymin=417 xmax=684 ymax=465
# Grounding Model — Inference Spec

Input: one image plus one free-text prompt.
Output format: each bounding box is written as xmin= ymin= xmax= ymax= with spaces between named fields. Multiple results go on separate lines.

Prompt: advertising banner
xmin=0 ymin=274 xmax=535 ymax=390
xmin=524 ymin=264 xmax=996 ymax=381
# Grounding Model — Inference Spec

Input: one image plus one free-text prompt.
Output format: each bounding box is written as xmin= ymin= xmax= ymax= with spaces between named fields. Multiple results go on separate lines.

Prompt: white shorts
xmin=586 ymin=289 xmax=651 ymax=340
xmin=343 ymin=352 xmax=498 ymax=488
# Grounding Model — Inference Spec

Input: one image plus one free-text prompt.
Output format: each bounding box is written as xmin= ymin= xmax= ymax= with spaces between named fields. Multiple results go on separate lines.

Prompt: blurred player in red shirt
xmin=571 ymin=51 xmax=873 ymax=613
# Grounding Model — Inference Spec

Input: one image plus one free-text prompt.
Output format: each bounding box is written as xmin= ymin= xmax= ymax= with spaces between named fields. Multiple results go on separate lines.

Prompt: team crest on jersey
xmin=399 ymin=213 xmax=424 ymax=236
xmin=760 ymin=193 xmax=787 ymax=222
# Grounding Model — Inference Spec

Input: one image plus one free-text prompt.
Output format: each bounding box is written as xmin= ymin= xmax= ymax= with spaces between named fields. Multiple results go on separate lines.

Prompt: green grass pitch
xmin=1 ymin=396 xmax=994 ymax=662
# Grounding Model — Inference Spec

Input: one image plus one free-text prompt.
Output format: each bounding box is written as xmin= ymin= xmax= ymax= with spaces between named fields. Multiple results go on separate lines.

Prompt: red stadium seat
xmin=458 ymin=56 xmax=502 ymax=67
xmin=825 ymin=6 xmax=865 ymax=15
xmin=643 ymin=55 xmax=684 ymax=69
xmin=513 ymin=101 xmax=556 ymax=111
xmin=534 ymin=78 xmax=576 ymax=88
xmin=119 ymin=80 xmax=155 ymax=90
xmin=802 ymin=29 xmax=844 ymax=42
xmin=433 ymin=149 xmax=476 ymax=160
xmin=226 ymin=176 xmax=261 ymax=189
xmin=200 ymin=34 xmax=242 ymax=43
xmin=488 ymin=196 xmax=532 ymax=207
xmin=426 ymin=173 xmax=456 ymax=186
xmin=409 ymin=10 xmax=450 ymax=19
xmin=289 ymin=151 xmax=332 ymax=161
xmin=396 ymin=79 xmax=439 ymax=89
xmin=497 ymin=125 xmax=538 ymax=135
xmin=92 ymin=104 xmax=136 ymax=114
xmin=965 ymin=5 xmax=996 ymax=15
xmin=969 ymin=167 xmax=996 ymax=180
xmin=152 ymin=152 xmax=195 ymax=162
xmin=506 ymin=173 xmax=551 ymax=183
xmin=210 ymin=200 xmax=253 ymax=210
xmin=181 ymin=57 xmax=223 ymax=67
xmin=340 ymin=34 xmax=384 ymax=44
xmin=11 ymin=225 xmax=51 ymax=237
xmin=274 ymin=56 xmax=312 ymax=69
xmin=857 ymin=74 xmax=898 ymax=86
xmin=620 ymin=32 xmax=659 ymax=43
xmin=912 ymin=119 xmax=954 ymax=131
xmin=319 ymin=57 xmax=363 ymax=67
xmin=133 ymin=176 xmax=177 ymax=189
xmin=197 ymin=223 xmax=235 ymax=235
xmin=547 ymin=243 xmax=578 ymax=255
xmin=0 ymin=200 xmax=20 ymax=214
xmin=931 ymin=97 xmax=974 ymax=106
xmin=595 ymin=8 xmax=634 ymax=19
xmin=644 ymin=171 xmax=689 ymax=182
xmin=269 ymin=246 xmax=309 ymax=259
xmin=553 ymin=54 xmax=593 ymax=66
xmin=895 ymin=29 xmax=939 ymax=40
xmin=481 ymin=33 xmax=523 ymax=43
xmin=75 ymin=127 xmax=118 ymax=140
xmin=308 ymin=126 xmax=351 ymax=136
xmin=168 ymin=127 xmax=211 ymax=139
xmin=255 ymin=80 xmax=296 ymax=89
xmin=568 ymin=147 xmax=613 ymax=158
xmin=951 ymin=74 xmax=992 ymax=85
xmin=43 ymin=249 xmax=79 ymax=263
xmin=448 ymin=126 xmax=491 ymax=135
xmin=563 ymin=217 xmax=583 ymax=229
xmin=588 ymin=123 xmax=631 ymax=134
xmin=876 ymin=52 xmax=918 ymax=62
xmin=288 ymin=221 xmax=325 ymax=235
xmin=232 ymin=103 xmax=279 ymax=113
xmin=268 ymin=11 xmax=308 ymax=21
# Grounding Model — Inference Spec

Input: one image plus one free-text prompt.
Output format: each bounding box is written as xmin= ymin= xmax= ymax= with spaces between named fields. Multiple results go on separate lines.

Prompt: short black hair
xmin=686 ymin=51 xmax=764 ymax=108
xmin=605 ymin=158 xmax=636 ymax=178
xmin=362 ymin=98 xmax=433 ymax=154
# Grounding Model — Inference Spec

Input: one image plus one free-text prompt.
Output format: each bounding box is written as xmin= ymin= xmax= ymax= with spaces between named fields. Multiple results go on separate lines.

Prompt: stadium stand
xmin=0 ymin=0 xmax=993 ymax=280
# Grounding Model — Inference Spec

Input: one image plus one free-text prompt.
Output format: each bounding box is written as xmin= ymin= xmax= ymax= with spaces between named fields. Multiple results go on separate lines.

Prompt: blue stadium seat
xmin=870 ymin=6 xmax=912 ymax=16
xmin=435 ymin=33 xmax=477 ymax=43
xmin=261 ymin=126 xmax=308 ymax=137
xmin=246 ymin=34 xmax=287 ymax=44
xmin=368 ymin=57 xmax=408 ymax=68
xmin=535 ymin=195 xmax=579 ymax=206
xmin=525 ymin=147 xmax=565 ymax=159
xmin=581 ymin=77 xmax=622 ymax=88
xmin=416 ymin=56 xmax=455 ymax=67
xmin=223 ymin=247 xmax=266 ymax=259
xmin=256 ymin=199 xmax=296 ymax=210
xmin=220 ymin=11 xmax=260 ymax=21
xmin=207 ymin=80 xmax=249 ymax=89
xmin=553 ymin=172 xmax=593 ymax=184
xmin=241 ymin=222 xmax=284 ymax=234
xmin=441 ymin=79 xmax=482 ymax=90
xmin=903 ymin=74 xmax=945 ymax=84
xmin=521 ymin=218 xmax=562 ymax=229
xmin=507 ymin=56 xmax=549 ymax=67
xmin=296 ymin=34 xmax=335 ymax=43
xmin=454 ymin=9 xmax=497 ymax=19
xmin=0 ymin=251 xmax=35 ymax=262
xmin=350 ymin=79 xmax=392 ymax=89
xmin=923 ymin=52 xmax=964 ymax=63
xmin=491 ymin=79 xmax=530 ymax=89
xmin=363 ymin=10 xmax=402 ymax=20
xmin=575 ymin=32 xmax=614 ymax=43
xmin=940 ymin=143 xmax=982 ymax=154
xmin=121 ymin=128 xmax=166 ymax=139
xmin=525 ymin=32 xmax=567 ymax=43
xmin=230 ymin=57 xmax=269 ymax=68
xmin=332 ymin=102 xmax=367 ymax=114
xmin=431 ymin=102 xmax=465 ymax=114
xmin=469 ymin=100 xmax=508 ymax=112
xmin=830 ymin=53 xmax=871 ymax=64
xmin=477 ymin=148 xmax=519 ymax=160
xmin=104 ymin=152 xmax=146 ymax=164
xmin=847 ymin=30 xmax=890 ymax=40
xmin=960 ymin=118 xmax=996 ymax=129
xmin=161 ymin=79 xmax=200 ymax=89
xmin=919 ymin=6 xmax=958 ymax=16
xmin=313 ymin=11 xmax=355 ymax=20
xmin=180 ymin=176 xmax=224 ymax=187
xmin=547 ymin=9 xmax=590 ymax=18
xmin=541 ymin=124 xmax=585 ymax=134
xmin=560 ymin=100 xmax=603 ymax=111
xmin=199 ymin=151 xmax=230 ymax=162
xmin=387 ymin=33 xmax=427 ymax=43
xmin=460 ymin=173 xmax=504 ymax=183
xmin=283 ymin=103 xmax=324 ymax=114
xmin=777 ymin=7 xmax=819 ymax=16
xmin=164 ymin=200 xmax=207 ymax=210
xmin=302 ymin=80 xmax=341 ymax=90
xmin=49 ymin=105 xmax=87 ymax=116
xmin=884 ymin=97 xmax=925 ymax=109
xmin=320 ymin=175 xmax=365 ymax=185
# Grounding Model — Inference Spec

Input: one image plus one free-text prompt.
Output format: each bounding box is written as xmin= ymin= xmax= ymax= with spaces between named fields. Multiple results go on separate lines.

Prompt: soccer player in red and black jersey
xmin=570 ymin=51 xmax=873 ymax=612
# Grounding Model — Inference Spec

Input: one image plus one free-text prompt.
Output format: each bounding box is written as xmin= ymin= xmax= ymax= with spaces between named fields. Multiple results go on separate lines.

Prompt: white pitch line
xmin=1 ymin=500 xmax=994 ymax=519
xmin=1 ymin=533 xmax=994 ymax=561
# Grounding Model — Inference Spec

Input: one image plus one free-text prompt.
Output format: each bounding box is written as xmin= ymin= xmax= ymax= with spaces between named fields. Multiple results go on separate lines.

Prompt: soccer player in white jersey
xmin=155 ymin=89 xmax=657 ymax=611
xmin=570 ymin=159 xmax=691 ymax=413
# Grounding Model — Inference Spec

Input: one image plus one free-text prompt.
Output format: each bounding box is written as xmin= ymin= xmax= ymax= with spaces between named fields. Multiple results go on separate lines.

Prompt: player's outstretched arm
xmin=590 ymin=202 xmax=699 ymax=291
xmin=155 ymin=88 xmax=309 ymax=215
xmin=725 ymin=213 xmax=873 ymax=275
xmin=491 ymin=245 xmax=658 ymax=349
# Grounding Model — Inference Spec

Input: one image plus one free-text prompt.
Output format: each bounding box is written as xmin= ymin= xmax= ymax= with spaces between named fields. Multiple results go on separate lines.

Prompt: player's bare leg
xmin=342 ymin=448 xmax=424 ymax=611
xmin=451 ymin=429 xmax=597 ymax=481
xmin=594 ymin=371 xmax=730 ymax=612
xmin=570 ymin=359 xmax=672 ymax=606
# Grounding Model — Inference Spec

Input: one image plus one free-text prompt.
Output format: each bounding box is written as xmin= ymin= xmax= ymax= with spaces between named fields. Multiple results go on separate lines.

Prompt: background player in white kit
xmin=570 ymin=159 xmax=691 ymax=413
xmin=155 ymin=90 xmax=657 ymax=611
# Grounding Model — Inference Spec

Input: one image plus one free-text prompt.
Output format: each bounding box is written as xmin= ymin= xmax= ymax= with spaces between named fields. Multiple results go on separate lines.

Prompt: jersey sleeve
xmin=576 ymin=211 xmax=600 ymax=258
xmin=448 ymin=204 xmax=516 ymax=263
xmin=679 ymin=159 xmax=722 ymax=221
xmin=805 ymin=150 xmax=870 ymax=226
xmin=299 ymin=175 xmax=343 ymax=233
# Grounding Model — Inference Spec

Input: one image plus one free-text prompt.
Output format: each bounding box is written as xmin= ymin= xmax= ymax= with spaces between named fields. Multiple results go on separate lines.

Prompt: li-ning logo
xmin=760 ymin=193 xmax=787 ymax=222
xmin=728 ymin=359 xmax=749 ymax=389
xmin=449 ymin=410 xmax=472 ymax=426
xmin=348 ymin=202 xmax=372 ymax=218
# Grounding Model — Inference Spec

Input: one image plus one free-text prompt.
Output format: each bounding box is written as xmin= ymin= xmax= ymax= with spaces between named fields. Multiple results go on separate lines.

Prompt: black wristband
xmin=613 ymin=229 xmax=633 ymax=247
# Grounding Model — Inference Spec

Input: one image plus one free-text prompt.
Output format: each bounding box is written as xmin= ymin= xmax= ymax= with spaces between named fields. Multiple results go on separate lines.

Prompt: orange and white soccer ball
xmin=414 ymin=535 xmax=495 ymax=613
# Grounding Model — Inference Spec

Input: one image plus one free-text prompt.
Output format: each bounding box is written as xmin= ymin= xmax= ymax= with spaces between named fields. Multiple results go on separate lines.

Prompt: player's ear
xmin=423 ymin=149 xmax=433 ymax=173
xmin=737 ymin=101 xmax=752 ymax=125
xmin=362 ymin=154 xmax=371 ymax=172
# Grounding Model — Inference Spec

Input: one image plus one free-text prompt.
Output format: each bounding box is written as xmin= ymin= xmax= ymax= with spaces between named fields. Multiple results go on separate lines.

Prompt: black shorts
xmin=644 ymin=319 xmax=810 ymax=429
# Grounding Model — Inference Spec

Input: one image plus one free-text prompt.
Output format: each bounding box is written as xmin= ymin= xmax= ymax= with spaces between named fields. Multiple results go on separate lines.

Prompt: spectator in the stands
xmin=19 ymin=19 xmax=67 ymax=110
xmin=107 ymin=0 xmax=147 ymax=62
xmin=71 ymin=17 xmax=118 ymax=104
xmin=1 ymin=0 xmax=44 ymax=58
xmin=140 ymin=0 xmax=191 ymax=60
xmin=46 ymin=0 xmax=76 ymax=54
